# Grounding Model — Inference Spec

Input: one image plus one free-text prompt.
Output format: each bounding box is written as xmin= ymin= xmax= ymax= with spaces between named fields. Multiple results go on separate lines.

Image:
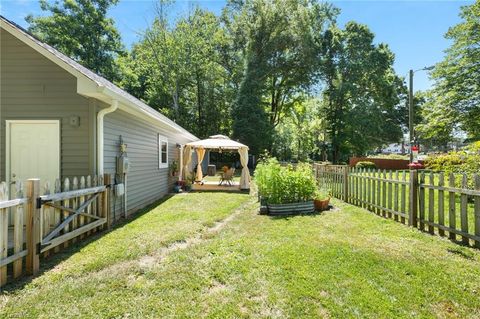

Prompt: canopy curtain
xmin=182 ymin=145 xmax=192 ymax=180
xmin=238 ymin=147 xmax=250 ymax=189
xmin=195 ymin=148 xmax=206 ymax=182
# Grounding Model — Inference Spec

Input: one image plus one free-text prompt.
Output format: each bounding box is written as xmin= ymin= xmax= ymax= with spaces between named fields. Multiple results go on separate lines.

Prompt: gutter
xmin=97 ymin=99 xmax=118 ymax=175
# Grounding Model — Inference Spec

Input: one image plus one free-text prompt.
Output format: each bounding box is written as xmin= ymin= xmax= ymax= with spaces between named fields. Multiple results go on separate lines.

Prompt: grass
xmin=1 ymin=194 xmax=480 ymax=318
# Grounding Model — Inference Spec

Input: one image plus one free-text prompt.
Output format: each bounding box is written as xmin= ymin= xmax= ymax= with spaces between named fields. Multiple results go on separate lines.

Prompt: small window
xmin=158 ymin=134 xmax=168 ymax=168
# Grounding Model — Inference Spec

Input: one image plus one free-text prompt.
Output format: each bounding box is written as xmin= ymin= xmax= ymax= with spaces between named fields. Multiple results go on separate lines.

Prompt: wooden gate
xmin=0 ymin=174 xmax=111 ymax=287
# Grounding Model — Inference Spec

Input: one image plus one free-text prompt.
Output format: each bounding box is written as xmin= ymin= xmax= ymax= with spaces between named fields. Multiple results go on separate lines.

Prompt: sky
xmin=0 ymin=0 xmax=473 ymax=92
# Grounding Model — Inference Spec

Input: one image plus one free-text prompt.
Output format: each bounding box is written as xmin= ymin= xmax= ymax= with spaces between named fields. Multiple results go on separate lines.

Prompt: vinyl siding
xmin=103 ymin=108 xmax=193 ymax=217
xmin=0 ymin=28 xmax=93 ymax=181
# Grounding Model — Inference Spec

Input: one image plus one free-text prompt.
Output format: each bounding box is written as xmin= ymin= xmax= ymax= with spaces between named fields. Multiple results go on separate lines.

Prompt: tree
xmin=416 ymin=91 xmax=456 ymax=150
xmin=126 ymin=4 xmax=236 ymax=138
xmin=428 ymin=1 xmax=480 ymax=139
xmin=319 ymin=22 xmax=405 ymax=162
xmin=26 ymin=0 xmax=124 ymax=82
xmin=226 ymin=0 xmax=336 ymax=153
xmin=272 ymin=98 xmax=325 ymax=161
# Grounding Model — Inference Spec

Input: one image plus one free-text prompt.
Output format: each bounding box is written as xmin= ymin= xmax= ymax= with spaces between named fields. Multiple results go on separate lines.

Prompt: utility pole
xmin=409 ymin=69 xmax=414 ymax=163
xmin=408 ymin=66 xmax=434 ymax=164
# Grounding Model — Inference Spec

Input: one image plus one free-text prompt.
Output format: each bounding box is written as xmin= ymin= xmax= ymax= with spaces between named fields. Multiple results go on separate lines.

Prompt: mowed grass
xmin=2 ymin=195 xmax=480 ymax=318
xmin=0 ymin=193 xmax=249 ymax=292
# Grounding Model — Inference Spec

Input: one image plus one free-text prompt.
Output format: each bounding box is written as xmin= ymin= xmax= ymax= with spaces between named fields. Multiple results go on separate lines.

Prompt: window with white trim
xmin=158 ymin=134 xmax=168 ymax=168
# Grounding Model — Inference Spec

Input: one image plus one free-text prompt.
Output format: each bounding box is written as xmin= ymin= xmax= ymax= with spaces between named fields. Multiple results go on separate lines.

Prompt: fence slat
xmin=71 ymin=177 xmax=79 ymax=244
xmin=438 ymin=173 xmax=445 ymax=237
xmin=448 ymin=173 xmax=456 ymax=241
xmin=409 ymin=170 xmax=418 ymax=227
xmin=53 ymin=179 xmax=61 ymax=253
xmin=13 ymin=182 xmax=24 ymax=278
xmin=460 ymin=174 xmax=469 ymax=245
xmin=475 ymin=174 xmax=480 ymax=248
xmin=401 ymin=171 xmax=406 ymax=224
xmin=394 ymin=171 xmax=399 ymax=222
xmin=419 ymin=172 xmax=426 ymax=231
xmin=387 ymin=171 xmax=393 ymax=219
xmin=428 ymin=172 xmax=435 ymax=235
xmin=382 ymin=170 xmax=387 ymax=217
xmin=62 ymin=178 xmax=70 ymax=249
xmin=79 ymin=176 xmax=86 ymax=240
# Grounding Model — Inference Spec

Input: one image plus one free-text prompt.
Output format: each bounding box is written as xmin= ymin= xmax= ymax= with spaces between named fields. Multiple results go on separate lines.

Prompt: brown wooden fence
xmin=0 ymin=174 xmax=111 ymax=287
xmin=314 ymin=163 xmax=480 ymax=248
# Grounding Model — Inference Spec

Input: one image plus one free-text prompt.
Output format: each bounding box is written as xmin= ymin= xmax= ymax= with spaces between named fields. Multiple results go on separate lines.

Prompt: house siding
xmin=0 ymin=28 xmax=93 ymax=182
xmin=103 ymin=108 xmax=193 ymax=217
xmin=1 ymin=25 xmax=198 ymax=221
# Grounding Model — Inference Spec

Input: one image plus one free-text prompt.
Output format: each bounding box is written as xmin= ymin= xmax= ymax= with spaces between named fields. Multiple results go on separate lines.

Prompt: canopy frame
xmin=183 ymin=135 xmax=250 ymax=189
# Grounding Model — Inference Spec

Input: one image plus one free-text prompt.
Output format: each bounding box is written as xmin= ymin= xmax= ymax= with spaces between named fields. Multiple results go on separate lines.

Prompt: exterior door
xmin=7 ymin=120 xmax=60 ymax=197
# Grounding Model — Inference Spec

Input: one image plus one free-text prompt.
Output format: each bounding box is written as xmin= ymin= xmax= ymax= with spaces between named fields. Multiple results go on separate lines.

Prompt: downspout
xmin=97 ymin=99 xmax=119 ymax=176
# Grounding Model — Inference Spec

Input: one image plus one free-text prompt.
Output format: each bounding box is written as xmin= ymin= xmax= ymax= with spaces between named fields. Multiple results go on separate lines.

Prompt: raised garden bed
xmin=267 ymin=201 xmax=315 ymax=215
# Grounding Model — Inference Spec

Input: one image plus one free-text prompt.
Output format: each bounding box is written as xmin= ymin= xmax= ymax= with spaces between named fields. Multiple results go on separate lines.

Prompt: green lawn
xmin=1 ymin=193 xmax=480 ymax=318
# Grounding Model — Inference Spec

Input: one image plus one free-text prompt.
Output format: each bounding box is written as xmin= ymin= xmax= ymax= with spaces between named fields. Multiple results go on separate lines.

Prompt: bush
xmin=254 ymin=158 xmax=317 ymax=204
xmin=425 ymin=142 xmax=480 ymax=188
xmin=355 ymin=161 xmax=377 ymax=169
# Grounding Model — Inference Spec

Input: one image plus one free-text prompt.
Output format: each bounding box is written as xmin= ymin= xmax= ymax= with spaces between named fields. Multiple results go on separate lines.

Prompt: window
xmin=158 ymin=134 xmax=168 ymax=168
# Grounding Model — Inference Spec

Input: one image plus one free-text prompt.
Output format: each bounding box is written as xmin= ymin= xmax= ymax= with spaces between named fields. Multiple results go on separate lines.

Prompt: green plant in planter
xmin=314 ymin=189 xmax=329 ymax=200
xmin=254 ymin=158 xmax=317 ymax=204
xmin=170 ymin=160 xmax=179 ymax=176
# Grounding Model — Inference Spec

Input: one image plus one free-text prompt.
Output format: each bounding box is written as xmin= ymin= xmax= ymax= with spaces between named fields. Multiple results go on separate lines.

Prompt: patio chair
xmin=219 ymin=168 xmax=235 ymax=186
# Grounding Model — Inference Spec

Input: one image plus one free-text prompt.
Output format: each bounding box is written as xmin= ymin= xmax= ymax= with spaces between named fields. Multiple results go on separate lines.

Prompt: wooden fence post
xmin=409 ymin=170 xmax=418 ymax=228
xmin=0 ymin=182 xmax=8 ymax=286
xmin=26 ymin=178 xmax=41 ymax=276
xmin=104 ymin=174 xmax=112 ymax=229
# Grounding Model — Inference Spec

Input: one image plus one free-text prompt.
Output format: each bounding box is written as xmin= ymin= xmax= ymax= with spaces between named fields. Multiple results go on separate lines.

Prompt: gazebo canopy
xmin=183 ymin=135 xmax=250 ymax=189
xmin=185 ymin=135 xmax=249 ymax=151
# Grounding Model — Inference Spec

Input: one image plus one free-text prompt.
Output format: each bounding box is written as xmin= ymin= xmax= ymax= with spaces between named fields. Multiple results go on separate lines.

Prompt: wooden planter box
xmin=267 ymin=201 xmax=315 ymax=216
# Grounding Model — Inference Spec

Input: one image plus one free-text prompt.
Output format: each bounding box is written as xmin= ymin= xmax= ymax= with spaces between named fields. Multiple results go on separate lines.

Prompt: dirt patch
xmin=91 ymin=198 xmax=255 ymax=277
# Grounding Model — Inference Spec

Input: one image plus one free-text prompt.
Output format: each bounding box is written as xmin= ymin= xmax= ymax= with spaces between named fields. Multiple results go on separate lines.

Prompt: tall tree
xmin=319 ymin=22 xmax=405 ymax=162
xmin=26 ymin=0 xmax=124 ymax=82
xmin=226 ymin=0 xmax=336 ymax=153
xmin=126 ymin=4 xmax=236 ymax=138
xmin=425 ymin=1 xmax=480 ymax=140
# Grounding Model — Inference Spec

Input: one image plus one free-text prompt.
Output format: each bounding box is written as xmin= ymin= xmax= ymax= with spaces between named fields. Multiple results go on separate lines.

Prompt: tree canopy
xmin=23 ymin=0 xmax=477 ymax=161
xmin=319 ymin=22 xmax=405 ymax=162
xmin=418 ymin=1 xmax=480 ymax=146
xmin=26 ymin=0 xmax=124 ymax=82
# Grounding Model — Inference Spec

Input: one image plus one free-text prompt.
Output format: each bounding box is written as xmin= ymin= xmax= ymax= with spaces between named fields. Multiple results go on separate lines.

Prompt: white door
xmin=7 ymin=120 xmax=60 ymax=197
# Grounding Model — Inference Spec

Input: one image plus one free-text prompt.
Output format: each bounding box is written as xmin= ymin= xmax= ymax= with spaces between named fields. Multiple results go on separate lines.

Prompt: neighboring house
xmin=380 ymin=143 xmax=407 ymax=154
xmin=0 ymin=16 xmax=198 ymax=218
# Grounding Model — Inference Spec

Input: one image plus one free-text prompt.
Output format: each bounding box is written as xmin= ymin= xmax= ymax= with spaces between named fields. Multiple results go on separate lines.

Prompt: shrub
xmin=254 ymin=158 xmax=317 ymax=204
xmin=425 ymin=142 xmax=480 ymax=189
xmin=355 ymin=161 xmax=377 ymax=169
